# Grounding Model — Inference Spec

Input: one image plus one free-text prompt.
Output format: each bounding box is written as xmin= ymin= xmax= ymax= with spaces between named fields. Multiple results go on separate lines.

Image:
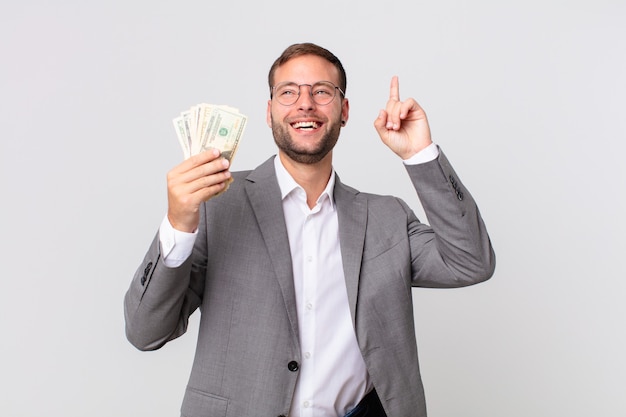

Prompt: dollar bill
xmin=172 ymin=116 xmax=191 ymax=159
xmin=173 ymin=103 xmax=247 ymax=164
xmin=199 ymin=105 xmax=246 ymax=162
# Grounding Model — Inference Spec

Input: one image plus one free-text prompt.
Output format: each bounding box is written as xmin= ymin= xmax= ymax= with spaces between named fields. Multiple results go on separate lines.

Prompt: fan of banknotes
xmin=172 ymin=103 xmax=247 ymax=162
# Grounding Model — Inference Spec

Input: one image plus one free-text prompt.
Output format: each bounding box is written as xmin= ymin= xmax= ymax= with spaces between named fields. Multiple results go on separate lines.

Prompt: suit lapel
xmin=244 ymin=157 xmax=300 ymax=350
xmin=334 ymin=176 xmax=368 ymax=326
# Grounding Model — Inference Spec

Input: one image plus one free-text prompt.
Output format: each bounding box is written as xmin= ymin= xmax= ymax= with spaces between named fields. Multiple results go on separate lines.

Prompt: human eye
xmin=313 ymin=83 xmax=334 ymax=97
xmin=277 ymin=83 xmax=298 ymax=97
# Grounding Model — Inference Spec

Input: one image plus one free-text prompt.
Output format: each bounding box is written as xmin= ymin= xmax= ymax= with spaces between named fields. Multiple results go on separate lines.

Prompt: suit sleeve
xmin=124 ymin=214 xmax=208 ymax=351
xmin=404 ymin=149 xmax=496 ymax=288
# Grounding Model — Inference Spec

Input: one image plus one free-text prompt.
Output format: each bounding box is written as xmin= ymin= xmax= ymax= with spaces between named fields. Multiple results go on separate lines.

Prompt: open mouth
xmin=291 ymin=121 xmax=320 ymax=131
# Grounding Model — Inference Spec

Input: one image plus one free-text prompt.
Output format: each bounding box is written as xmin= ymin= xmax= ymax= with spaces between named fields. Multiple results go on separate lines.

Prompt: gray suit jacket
xmin=125 ymin=150 xmax=495 ymax=417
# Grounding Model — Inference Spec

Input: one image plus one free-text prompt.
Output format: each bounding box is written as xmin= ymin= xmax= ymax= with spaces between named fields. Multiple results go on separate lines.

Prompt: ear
xmin=341 ymin=98 xmax=350 ymax=126
xmin=266 ymin=100 xmax=272 ymax=128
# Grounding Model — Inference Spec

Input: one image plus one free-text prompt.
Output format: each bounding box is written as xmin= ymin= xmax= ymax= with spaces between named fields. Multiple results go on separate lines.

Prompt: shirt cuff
xmin=159 ymin=215 xmax=197 ymax=268
xmin=402 ymin=143 xmax=439 ymax=165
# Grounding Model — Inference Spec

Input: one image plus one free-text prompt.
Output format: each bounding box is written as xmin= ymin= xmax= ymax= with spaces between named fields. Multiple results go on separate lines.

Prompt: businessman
xmin=124 ymin=42 xmax=495 ymax=417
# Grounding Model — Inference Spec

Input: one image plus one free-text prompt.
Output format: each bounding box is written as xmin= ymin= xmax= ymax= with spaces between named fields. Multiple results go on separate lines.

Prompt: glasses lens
xmin=310 ymin=82 xmax=337 ymax=105
xmin=274 ymin=82 xmax=300 ymax=105
xmin=273 ymin=82 xmax=339 ymax=105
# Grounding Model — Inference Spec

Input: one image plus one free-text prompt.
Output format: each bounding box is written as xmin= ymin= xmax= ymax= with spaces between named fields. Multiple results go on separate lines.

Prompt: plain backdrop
xmin=1 ymin=1 xmax=624 ymax=416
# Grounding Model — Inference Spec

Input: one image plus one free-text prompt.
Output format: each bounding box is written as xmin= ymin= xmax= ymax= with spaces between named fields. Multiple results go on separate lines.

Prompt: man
xmin=125 ymin=42 xmax=495 ymax=417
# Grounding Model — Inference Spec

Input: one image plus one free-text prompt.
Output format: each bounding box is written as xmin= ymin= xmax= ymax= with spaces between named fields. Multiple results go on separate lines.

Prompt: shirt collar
xmin=273 ymin=155 xmax=336 ymax=209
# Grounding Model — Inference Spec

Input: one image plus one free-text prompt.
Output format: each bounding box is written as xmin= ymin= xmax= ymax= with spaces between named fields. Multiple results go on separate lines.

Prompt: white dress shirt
xmin=273 ymin=156 xmax=370 ymax=417
xmin=159 ymin=143 xmax=439 ymax=417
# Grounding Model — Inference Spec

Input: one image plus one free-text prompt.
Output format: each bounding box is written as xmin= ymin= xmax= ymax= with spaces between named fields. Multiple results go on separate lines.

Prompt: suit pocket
xmin=362 ymin=235 xmax=405 ymax=262
xmin=181 ymin=387 xmax=228 ymax=417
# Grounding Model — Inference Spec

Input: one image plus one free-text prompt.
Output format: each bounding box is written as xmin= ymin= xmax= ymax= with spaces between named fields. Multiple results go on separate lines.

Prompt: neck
xmin=279 ymin=151 xmax=333 ymax=209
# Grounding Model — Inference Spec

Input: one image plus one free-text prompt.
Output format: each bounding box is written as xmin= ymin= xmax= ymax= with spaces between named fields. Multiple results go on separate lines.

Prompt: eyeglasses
xmin=271 ymin=81 xmax=345 ymax=106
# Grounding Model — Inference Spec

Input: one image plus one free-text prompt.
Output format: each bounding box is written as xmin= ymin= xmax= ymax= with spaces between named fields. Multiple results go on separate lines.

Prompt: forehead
xmin=273 ymin=54 xmax=340 ymax=85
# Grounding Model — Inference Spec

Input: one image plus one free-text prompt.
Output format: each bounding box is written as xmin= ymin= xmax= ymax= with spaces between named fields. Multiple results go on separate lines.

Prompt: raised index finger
xmin=389 ymin=76 xmax=400 ymax=101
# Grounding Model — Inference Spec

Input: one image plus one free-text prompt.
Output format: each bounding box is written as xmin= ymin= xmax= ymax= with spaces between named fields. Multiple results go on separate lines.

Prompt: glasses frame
xmin=270 ymin=81 xmax=345 ymax=106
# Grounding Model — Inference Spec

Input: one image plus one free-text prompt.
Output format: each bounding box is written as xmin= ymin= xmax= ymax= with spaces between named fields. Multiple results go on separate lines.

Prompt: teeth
xmin=292 ymin=121 xmax=319 ymax=129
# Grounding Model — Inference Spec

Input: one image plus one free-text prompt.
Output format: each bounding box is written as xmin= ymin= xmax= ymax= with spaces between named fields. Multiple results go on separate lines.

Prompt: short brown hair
xmin=268 ymin=43 xmax=347 ymax=96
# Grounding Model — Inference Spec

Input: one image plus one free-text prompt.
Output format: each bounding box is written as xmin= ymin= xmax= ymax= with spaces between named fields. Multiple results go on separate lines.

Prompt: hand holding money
xmin=167 ymin=103 xmax=246 ymax=232
xmin=173 ymin=103 xmax=247 ymax=162
xmin=166 ymin=149 xmax=232 ymax=232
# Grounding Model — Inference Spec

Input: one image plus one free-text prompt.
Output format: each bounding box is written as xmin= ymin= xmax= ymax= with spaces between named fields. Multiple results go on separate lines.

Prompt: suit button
xmin=457 ymin=191 xmax=464 ymax=201
xmin=141 ymin=262 xmax=153 ymax=286
xmin=287 ymin=361 xmax=299 ymax=372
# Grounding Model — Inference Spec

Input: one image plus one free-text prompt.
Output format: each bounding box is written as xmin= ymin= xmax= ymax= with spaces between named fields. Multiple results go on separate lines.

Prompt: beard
xmin=271 ymin=115 xmax=341 ymax=164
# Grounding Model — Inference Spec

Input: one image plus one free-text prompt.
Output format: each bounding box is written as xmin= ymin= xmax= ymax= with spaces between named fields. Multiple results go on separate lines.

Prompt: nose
xmin=296 ymin=85 xmax=315 ymax=110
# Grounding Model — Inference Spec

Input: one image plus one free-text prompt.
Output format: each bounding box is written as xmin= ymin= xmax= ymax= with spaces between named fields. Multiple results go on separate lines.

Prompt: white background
xmin=1 ymin=1 xmax=624 ymax=416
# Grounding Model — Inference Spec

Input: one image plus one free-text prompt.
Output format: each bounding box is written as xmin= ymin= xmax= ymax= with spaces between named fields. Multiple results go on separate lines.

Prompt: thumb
xmin=373 ymin=109 xmax=389 ymax=139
